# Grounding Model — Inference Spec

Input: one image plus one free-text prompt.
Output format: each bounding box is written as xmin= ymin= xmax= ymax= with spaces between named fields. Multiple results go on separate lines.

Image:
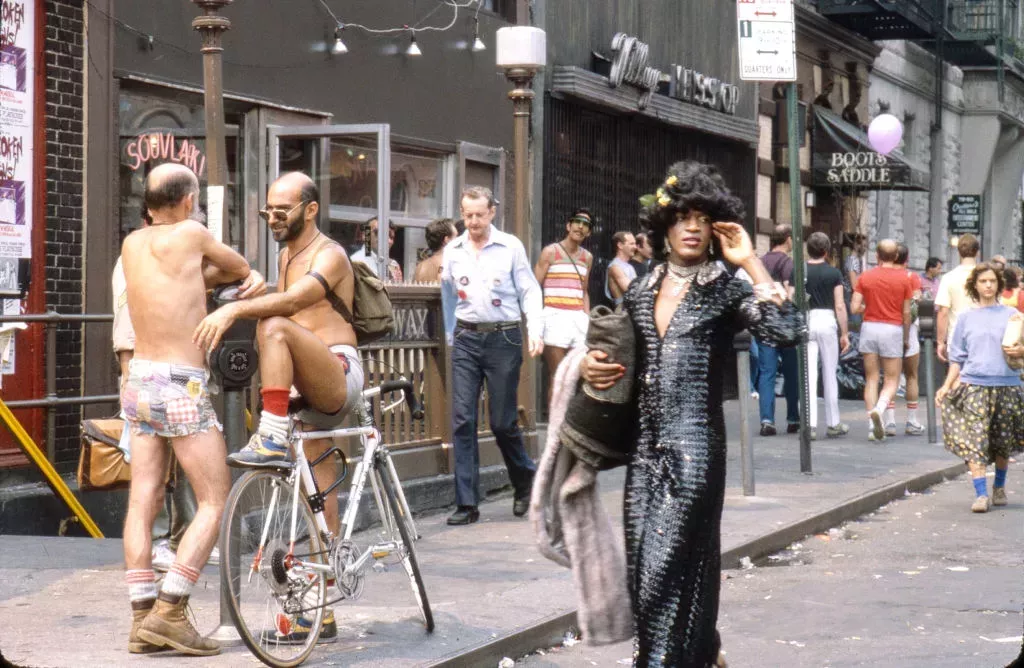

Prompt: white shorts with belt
xmin=541 ymin=307 xmax=589 ymax=349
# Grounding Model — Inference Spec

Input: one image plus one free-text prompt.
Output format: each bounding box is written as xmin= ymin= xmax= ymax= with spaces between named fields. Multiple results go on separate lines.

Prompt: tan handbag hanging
xmin=77 ymin=418 xmax=174 ymax=492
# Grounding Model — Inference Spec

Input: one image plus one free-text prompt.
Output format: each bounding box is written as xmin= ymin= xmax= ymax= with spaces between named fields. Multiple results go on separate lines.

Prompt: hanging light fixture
xmin=332 ymin=25 xmax=348 ymax=55
xmin=405 ymin=27 xmax=422 ymax=56
xmin=472 ymin=17 xmax=486 ymax=52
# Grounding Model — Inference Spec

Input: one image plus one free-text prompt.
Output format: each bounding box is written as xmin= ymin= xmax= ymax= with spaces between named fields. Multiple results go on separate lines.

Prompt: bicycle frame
xmin=254 ymin=386 xmax=418 ymax=580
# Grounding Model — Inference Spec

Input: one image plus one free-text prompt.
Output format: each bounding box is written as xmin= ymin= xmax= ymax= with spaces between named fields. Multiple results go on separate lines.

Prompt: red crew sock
xmin=261 ymin=387 xmax=291 ymax=417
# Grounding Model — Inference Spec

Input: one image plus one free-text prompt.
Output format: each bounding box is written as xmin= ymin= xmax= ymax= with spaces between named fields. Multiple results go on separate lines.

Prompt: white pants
xmin=807 ymin=309 xmax=841 ymax=429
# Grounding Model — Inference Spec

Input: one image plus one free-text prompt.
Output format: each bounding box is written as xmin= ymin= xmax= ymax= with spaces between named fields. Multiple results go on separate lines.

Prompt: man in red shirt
xmin=851 ymin=239 xmax=913 ymax=442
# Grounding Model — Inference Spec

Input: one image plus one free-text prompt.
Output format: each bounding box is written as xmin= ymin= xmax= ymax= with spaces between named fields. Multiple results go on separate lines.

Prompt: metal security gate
xmin=541 ymin=96 xmax=756 ymax=258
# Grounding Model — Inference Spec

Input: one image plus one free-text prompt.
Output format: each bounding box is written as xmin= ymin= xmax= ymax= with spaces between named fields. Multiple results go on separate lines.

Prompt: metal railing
xmin=0 ymin=311 xmax=118 ymax=462
xmin=948 ymin=0 xmax=1021 ymax=41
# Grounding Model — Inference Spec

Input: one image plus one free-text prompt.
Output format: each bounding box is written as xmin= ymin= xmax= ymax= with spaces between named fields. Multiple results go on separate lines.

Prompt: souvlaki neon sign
xmin=608 ymin=32 xmax=739 ymax=115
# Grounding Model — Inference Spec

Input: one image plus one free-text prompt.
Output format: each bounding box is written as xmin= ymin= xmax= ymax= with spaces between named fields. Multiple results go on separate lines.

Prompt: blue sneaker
xmin=227 ymin=433 xmax=291 ymax=469
xmin=263 ymin=609 xmax=337 ymax=645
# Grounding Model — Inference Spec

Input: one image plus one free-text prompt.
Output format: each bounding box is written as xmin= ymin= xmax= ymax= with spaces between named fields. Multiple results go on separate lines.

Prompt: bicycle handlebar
xmin=378 ymin=379 xmax=425 ymax=421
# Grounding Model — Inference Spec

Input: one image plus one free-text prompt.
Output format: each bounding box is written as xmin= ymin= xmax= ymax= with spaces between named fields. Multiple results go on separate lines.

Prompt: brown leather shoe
xmin=137 ymin=592 xmax=221 ymax=656
xmin=128 ymin=599 xmax=166 ymax=654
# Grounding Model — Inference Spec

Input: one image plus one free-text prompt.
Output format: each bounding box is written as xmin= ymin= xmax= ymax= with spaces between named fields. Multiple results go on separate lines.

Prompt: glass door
xmin=266 ymin=124 xmax=391 ymax=282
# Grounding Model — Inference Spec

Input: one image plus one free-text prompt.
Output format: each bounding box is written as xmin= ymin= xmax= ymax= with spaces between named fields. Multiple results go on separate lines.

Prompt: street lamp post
xmin=495 ymin=26 xmax=546 ymax=245
xmin=193 ymin=0 xmax=242 ymax=648
xmin=192 ymin=0 xmax=232 ymax=244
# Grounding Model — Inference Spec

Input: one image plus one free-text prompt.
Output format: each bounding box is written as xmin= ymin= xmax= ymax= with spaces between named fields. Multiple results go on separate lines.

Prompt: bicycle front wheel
xmin=376 ymin=462 xmax=434 ymax=633
xmin=220 ymin=470 xmax=327 ymax=668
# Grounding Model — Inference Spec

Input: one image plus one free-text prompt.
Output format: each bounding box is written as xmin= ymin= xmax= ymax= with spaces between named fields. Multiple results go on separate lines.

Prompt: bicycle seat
xmin=288 ymin=396 xmax=311 ymax=415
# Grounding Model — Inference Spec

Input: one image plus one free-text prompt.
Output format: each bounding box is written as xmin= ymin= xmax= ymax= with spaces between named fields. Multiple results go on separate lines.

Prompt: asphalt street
xmin=517 ymin=469 xmax=1024 ymax=668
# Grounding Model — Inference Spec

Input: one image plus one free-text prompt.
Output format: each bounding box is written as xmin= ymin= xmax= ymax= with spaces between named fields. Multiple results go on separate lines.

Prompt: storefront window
xmin=117 ymin=88 xmax=244 ymax=251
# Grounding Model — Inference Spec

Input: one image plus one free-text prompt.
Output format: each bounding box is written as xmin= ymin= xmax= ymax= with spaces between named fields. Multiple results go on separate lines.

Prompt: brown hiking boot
xmin=128 ymin=599 xmax=167 ymax=654
xmin=136 ymin=592 xmax=220 ymax=656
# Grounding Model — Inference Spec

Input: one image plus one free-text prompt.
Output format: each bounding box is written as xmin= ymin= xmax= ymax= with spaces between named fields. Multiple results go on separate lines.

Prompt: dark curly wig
xmin=643 ymin=161 xmax=746 ymax=262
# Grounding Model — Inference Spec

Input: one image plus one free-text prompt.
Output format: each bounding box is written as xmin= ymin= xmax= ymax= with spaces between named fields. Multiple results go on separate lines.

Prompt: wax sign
xmin=123 ymin=132 xmax=208 ymax=177
xmin=0 ymin=0 xmax=33 ymax=260
xmin=947 ymin=195 xmax=982 ymax=236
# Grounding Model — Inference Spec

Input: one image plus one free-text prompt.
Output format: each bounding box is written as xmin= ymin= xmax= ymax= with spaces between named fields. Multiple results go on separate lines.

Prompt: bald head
xmin=269 ymin=171 xmax=319 ymax=207
xmin=876 ymin=239 xmax=898 ymax=263
xmin=144 ymin=163 xmax=199 ymax=213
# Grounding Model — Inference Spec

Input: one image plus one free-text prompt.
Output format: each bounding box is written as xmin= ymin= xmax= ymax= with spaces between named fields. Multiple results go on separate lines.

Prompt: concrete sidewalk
xmin=0 ymin=399 xmax=966 ymax=668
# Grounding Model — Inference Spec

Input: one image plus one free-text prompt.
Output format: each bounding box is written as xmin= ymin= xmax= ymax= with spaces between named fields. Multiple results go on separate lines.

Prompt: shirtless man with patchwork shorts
xmin=120 ymin=163 xmax=262 ymax=656
xmin=193 ymin=171 xmax=364 ymax=644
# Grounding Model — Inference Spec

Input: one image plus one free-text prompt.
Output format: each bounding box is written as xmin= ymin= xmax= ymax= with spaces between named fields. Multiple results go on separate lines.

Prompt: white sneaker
xmin=151 ymin=539 xmax=176 ymax=573
xmin=885 ymin=422 xmax=897 ymax=437
xmin=868 ymin=409 xmax=885 ymax=441
xmin=905 ymin=421 xmax=925 ymax=436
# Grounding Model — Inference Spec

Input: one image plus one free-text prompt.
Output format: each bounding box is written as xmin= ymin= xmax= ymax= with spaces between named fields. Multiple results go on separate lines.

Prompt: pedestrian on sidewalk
xmin=534 ymin=208 xmax=594 ymax=382
xmin=441 ymin=186 xmax=543 ymax=526
xmin=605 ymin=231 xmax=638 ymax=307
xmin=630 ymin=232 xmax=654 ymax=278
xmin=920 ymin=256 xmax=943 ymax=301
xmin=890 ymin=242 xmax=925 ymax=436
xmin=850 ymin=239 xmax=913 ymax=441
xmin=935 ymin=263 xmax=1024 ymax=513
xmin=581 ymin=161 xmax=803 ymax=667
xmin=120 ymin=164 xmax=260 ymax=656
xmin=804 ymin=232 xmax=849 ymax=440
xmin=413 ymin=218 xmax=457 ymax=283
xmin=936 ymin=234 xmax=980 ymax=362
xmin=756 ymin=224 xmax=799 ymax=436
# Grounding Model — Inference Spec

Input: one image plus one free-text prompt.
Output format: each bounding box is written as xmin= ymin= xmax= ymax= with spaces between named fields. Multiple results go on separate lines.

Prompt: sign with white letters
xmin=737 ymin=0 xmax=796 ymax=82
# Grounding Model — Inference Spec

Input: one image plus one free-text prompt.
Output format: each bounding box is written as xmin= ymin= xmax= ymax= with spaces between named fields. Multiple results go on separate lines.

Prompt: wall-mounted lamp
xmin=805 ymin=190 xmax=816 ymax=209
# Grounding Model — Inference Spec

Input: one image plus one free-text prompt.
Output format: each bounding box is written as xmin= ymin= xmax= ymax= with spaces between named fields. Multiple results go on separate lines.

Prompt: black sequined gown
xmin=622 ymin=264 xmax=804 ymax=667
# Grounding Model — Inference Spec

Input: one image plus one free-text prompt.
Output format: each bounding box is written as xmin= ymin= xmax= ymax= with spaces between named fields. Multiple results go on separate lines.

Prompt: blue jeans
xmin=748 ymin=338 xmax=760 ymax=393
xmin=756 ymin=341 xmax=799 ymax=425
xmin=451 ymin=326 xmax=536 ymax=507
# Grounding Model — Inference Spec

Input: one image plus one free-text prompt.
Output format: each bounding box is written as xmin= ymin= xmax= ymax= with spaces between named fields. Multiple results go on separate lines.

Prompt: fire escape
xmin=818 ymin=0 xmax=1023 ymax=101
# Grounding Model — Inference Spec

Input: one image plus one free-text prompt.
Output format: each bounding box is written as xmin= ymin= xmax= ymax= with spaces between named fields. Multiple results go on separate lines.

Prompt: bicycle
xmin=218 ymin=379 xmax=433 ymax=668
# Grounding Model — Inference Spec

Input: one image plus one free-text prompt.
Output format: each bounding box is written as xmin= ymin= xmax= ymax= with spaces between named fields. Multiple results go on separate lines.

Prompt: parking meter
xmin=207 ymin=282 xmax=257 ymax=648
xmin=209 ymin=284 xmax=258 ymax=391
xmin=917 ymin=298 xmax=938 ymax=444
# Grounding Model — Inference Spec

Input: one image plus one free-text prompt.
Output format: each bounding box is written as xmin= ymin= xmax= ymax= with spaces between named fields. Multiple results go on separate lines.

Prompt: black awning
xmin=811 ymin=106 xmax=928 ymax=192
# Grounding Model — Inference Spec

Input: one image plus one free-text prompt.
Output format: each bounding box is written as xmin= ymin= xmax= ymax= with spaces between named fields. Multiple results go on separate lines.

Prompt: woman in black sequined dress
xmin=582 ymin=162 xmax=804 ymax=667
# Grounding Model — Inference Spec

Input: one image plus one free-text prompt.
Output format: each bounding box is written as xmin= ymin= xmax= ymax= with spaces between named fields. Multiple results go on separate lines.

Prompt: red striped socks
xmin=161 ymin=562 xmax=201 ymax=598
xmin=907 ymin=401 xmax=919 ymax=424
xmin=126 ymin=569 xmax=157 ymax=603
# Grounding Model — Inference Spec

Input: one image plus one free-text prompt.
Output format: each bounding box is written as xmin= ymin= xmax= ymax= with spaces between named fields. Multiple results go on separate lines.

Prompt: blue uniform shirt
xmin=441 ymin=225 xmax=542 ymax=342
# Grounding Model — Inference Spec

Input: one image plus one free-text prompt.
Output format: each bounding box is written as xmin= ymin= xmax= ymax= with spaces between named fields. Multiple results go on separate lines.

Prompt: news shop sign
xmin=948 ymin=195 xmax=982 ymax=236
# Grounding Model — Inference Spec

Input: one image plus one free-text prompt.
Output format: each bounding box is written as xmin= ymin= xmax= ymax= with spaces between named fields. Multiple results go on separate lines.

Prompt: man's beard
xmin=276 ymin=216 xmax=305 ymax=243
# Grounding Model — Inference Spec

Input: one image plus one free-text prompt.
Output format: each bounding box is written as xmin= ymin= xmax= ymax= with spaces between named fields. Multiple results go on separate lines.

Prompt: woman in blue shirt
xmin=936 ymin=263 xmax=1024 ymax=513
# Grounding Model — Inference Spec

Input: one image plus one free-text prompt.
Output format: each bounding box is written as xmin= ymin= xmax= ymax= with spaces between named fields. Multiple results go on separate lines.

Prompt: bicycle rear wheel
xmin=375 ymin=460 xmax=434 ymax=633
xmin=220 ymin=470 xmax=327 ymax=668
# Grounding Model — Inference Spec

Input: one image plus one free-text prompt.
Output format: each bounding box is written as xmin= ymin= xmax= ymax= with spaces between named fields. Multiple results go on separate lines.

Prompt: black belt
xmin=456 ymin=319 xmax=520 ymax=333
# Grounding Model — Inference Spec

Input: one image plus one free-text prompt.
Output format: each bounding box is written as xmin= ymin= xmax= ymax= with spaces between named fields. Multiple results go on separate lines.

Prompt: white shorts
xmin=858 ymin=321 xmax=904 ymax=359
xmin=905 ymin=322 xmax=920 ymax=357
xmin=541 ymin=307 xmax=589 ymax=350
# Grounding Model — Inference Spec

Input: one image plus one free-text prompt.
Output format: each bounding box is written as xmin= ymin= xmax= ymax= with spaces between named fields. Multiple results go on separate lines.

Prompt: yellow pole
xmin=0 ymin=398 xmax=103 ymax=538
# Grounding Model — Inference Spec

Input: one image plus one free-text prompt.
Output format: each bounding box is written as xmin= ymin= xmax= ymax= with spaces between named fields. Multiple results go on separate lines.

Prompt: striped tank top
xmin=542 ymin=245 xmax=588 ymax=311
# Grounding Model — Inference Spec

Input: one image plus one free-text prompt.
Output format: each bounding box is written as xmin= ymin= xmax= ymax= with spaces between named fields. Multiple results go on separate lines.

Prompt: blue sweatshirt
xmin=948 ymin=304 xmax=1022 ymax=387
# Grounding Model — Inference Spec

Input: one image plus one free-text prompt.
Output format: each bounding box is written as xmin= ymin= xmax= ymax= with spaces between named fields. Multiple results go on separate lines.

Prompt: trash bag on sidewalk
xmin=837 ymin=331 xmax=865 ymax=400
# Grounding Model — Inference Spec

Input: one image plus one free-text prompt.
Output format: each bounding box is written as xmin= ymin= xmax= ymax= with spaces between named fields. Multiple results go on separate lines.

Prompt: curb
xmin=422 ymin=461 xmax=968 ymax=667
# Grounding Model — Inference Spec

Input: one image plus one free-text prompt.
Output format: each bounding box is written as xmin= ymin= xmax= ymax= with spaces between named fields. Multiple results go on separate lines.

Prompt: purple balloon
xmin=868 ymin=114 xmax=903 ymax=155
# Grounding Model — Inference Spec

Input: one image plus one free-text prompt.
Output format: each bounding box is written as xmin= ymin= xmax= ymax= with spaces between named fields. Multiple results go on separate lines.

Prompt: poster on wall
xmin=0 ymin=0 xmax=34 ymax=262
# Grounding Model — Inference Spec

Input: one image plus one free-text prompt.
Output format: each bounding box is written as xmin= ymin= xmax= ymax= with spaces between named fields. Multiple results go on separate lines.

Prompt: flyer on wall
xmin=0 ymin=0 xmax=34 ymax=262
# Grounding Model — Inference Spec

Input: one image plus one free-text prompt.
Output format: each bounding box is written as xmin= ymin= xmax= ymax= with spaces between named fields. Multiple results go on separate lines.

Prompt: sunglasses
xmin=259 ymin=200 xmax=308 ymax=223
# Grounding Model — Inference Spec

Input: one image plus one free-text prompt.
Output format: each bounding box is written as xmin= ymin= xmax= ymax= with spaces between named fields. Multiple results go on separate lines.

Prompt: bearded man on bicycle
xmin=194 ymin=171 xmax=365 ymax=644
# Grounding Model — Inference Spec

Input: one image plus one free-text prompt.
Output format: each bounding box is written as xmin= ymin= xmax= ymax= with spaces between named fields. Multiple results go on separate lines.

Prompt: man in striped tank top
xmin=534 ymin=208 xmax=594 ymax=378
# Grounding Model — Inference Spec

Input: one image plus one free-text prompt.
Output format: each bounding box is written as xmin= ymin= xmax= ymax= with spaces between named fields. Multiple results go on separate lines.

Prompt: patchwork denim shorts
xmin=121 ymin=359 xmax=222 ymax=438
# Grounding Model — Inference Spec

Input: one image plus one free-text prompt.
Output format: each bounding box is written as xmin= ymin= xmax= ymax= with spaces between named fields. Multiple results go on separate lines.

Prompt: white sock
xmin=259 ymin=410 xmax=290 ymax=443
xmin=126 ymin=569 xmax=157 ymax=603
xmin=907 ymin=403 xmax=919 ymax=424
xmin=161 ymin=562 xmax=201 ymax=599
xmin=873 ymin=395 xmax=890 ymax=415
xmin=884 ymin=406 xmax=895 ymax=425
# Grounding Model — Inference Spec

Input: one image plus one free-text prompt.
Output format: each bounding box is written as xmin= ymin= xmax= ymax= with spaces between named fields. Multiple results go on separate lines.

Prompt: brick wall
xmin=44 ymin=0 xmax=85 ymax=468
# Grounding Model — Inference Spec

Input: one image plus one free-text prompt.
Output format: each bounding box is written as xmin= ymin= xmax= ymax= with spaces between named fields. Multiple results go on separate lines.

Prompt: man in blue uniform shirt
xmin=441 ymin=186 xmax=543 ymax=525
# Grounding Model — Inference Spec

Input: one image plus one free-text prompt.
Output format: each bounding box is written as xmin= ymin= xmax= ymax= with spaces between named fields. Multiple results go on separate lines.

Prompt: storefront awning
xmin=811 ymin=106 xmax=928 ymax=192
